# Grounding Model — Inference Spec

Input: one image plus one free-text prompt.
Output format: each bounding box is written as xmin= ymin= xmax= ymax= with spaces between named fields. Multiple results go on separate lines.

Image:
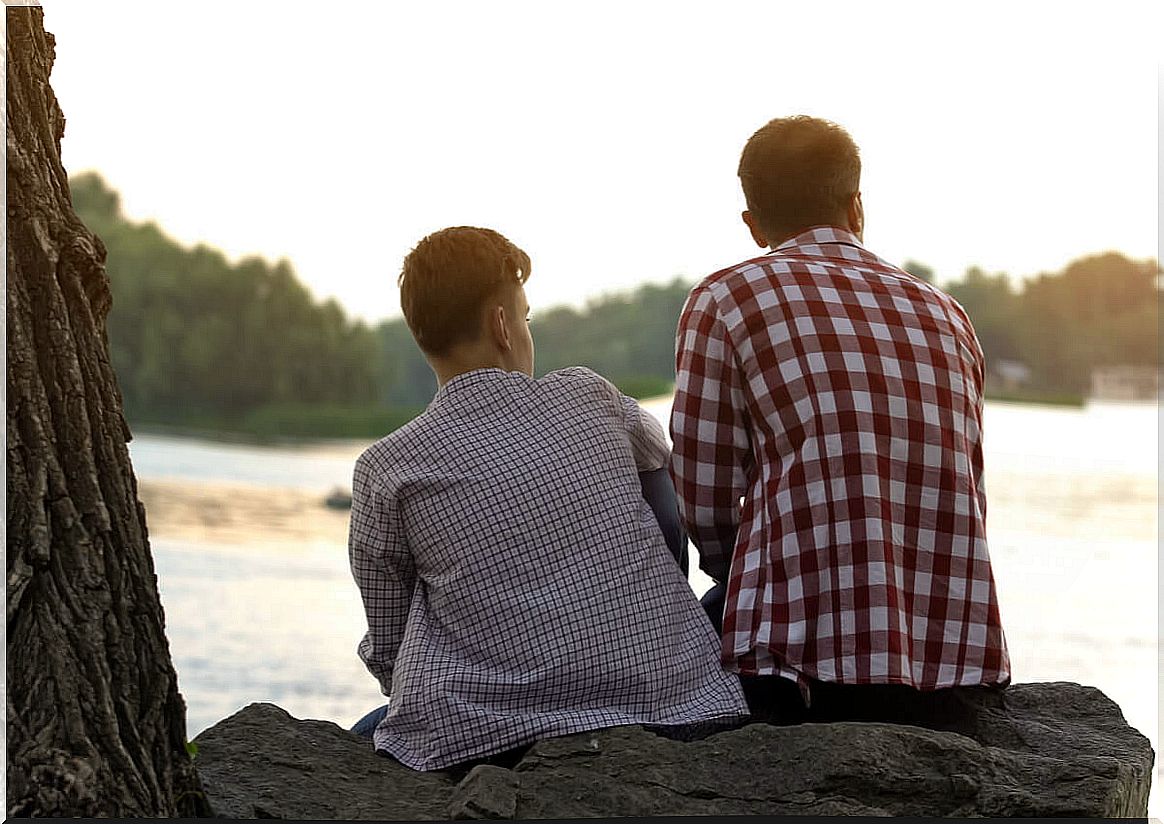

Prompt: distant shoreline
xmin=125 ymin=388 xmax=1095 ymax=448
xmin=125 ymin=402 xmax=423 ymax=447
xmin=127 ymin=420 xmax=376 ymax=448
xmin=984 ymin=389 xmax=1085 ymax=408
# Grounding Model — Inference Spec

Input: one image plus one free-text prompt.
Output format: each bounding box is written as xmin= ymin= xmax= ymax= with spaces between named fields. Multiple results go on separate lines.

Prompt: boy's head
xmin=399 ymin=226 xmax=534 ymax=377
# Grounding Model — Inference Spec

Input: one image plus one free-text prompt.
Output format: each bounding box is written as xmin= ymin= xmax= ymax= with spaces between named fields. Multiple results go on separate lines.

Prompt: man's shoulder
xmin=699 ymin=244 xmax=960 ymax=309
xmin=693 ymin=252 xmax=777 ymax=294
xmin=682 ymin=253 xmax=780 ymax=322
xmin=689 ymin=243 xmax=873 ymax=305
xmin=847 ymin=250 xmax=976 ymax=327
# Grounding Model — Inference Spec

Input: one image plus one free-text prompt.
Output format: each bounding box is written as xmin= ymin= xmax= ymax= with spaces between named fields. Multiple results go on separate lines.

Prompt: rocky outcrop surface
xmin=193 ymin=682 xmax=1153 ymax=819
xmin=192 ymin=708 xmax=454 ymax=820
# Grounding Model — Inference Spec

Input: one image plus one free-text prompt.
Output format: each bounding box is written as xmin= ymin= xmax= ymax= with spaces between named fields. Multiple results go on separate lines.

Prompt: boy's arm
xmin=615 ymin=386 xmax=671 ymax=473
xmin=348 ymin=455 xmax=415 ymax=691
xmin=563 ymin=366 xmax=671 ymax=471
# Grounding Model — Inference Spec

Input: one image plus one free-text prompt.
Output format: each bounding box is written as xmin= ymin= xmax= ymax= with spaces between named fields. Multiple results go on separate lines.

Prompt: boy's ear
xmin=491 ymin=304 xmax=512 ymax=352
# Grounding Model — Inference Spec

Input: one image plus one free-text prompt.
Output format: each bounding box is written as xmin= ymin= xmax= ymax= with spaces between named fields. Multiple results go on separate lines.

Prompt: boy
xmin=349 ymin=226 xmax=747 ymax=770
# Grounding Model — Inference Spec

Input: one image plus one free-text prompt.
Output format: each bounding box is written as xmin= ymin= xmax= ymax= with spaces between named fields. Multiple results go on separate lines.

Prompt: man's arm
xmin=968 ymin=330 xmax=989 ymax=522
xmin=669 ymin=286 xmax=752 ymax=584
xmin=949 ymin=296 xmax=989 ymax=523
xmin=348 ymin=455 xmax=415 ymax=691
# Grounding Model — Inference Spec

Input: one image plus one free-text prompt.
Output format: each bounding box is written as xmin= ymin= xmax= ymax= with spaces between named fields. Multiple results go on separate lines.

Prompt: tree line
xmin=904 ymin=257 xmax=1158 ymax=399
xmin=71 ymin=172 xmax=1158 ymax=439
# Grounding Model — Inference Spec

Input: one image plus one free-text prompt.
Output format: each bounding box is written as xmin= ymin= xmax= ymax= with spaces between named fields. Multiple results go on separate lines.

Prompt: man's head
xmin=737 ymin=115 xmax=864 ymax=248
xmin=399 ymin=226 xmax=534 ymax=381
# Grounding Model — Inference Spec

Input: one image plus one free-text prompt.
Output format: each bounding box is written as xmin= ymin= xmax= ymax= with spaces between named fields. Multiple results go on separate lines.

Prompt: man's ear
xmin=741 ymin=210 xmax=769 ymax=249
xmin=490 ymin=304 xmax=512 ymax=352
xmin=847 ymin=192 xmax=864 ymax=239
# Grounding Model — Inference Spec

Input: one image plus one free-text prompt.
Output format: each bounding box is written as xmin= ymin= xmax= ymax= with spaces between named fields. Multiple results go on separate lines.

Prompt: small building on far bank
xmin=989 ymin=360 xmax=1032 ymax=393
xmin=1089 ymin=365 xmax=1160 ymax=402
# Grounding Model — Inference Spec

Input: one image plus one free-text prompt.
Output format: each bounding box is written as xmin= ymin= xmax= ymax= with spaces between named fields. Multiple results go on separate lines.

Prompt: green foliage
xmin=75 ymin=170 xmax=1157 ymax=440
xmin=240 ymin=403 xmax=424 ymax=440
xmin=944 ymin=266 xmax=1022 ymax=366
xmin=370 ymin=278 xmax=694 ymax=409
xmin=532 ymin=280 xmax=690 ymax=382
xmin=612 ymin=375 xmax=674 ymax=400
xmin=902 ymin=259 xmax=936 ymax=283
xmin=72 ymin=172 xmax=389 ymax=432
xmin=934 ymin=253 xmax=1159 ymax=396
xmin=375 ymin=320 xmax=437 ymax=407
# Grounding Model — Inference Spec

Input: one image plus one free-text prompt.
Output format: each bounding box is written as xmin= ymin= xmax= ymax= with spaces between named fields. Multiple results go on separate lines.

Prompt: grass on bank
xmin=125 ymin=380 xmax=1085 ymax=445
xmin=984 ymin=388 xmax=1085 ymax=407
xmin=127 ymin=403 xmax=425 ymax=444
xmin=124 ymin=375 xmax=675 ymax=444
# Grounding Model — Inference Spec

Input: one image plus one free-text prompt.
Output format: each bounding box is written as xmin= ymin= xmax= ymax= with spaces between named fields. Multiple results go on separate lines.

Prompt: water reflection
xmin=132 ymin=399 xmax=1159 ymax=815
xmin=154 ymin=537 xmax=382 ymax=737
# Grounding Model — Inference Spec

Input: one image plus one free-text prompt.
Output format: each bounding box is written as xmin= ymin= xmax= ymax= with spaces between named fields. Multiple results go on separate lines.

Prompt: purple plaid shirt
xmin=350 ymin=366 xmax=747 ymax=770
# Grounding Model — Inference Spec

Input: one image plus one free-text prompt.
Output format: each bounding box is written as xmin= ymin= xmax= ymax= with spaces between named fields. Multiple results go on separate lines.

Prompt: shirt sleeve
xmin=669 ymin=285 xmax=752 ymax=583
xmin=566 ymin=367 xmax=671 ymax=472
xmin=616 ymin=387 xmax=670 ymax=473
xmin=968 ymin=330 xmax=989 ymax=523
xmin=949 ymin=295 xmax=989 ymax=524
xmin=348 ymin=454 xmax=415 ymax=692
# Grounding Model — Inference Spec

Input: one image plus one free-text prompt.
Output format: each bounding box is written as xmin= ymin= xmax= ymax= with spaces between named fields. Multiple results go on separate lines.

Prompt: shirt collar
xmin=769 ymin=225 xmax=865 ymax=255
xmin=429 ymin=367 xmax=518 ymax=410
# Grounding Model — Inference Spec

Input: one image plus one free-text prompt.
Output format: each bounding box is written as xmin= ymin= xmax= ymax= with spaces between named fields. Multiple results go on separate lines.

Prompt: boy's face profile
xmin=503 ymin=282 xmax=535 ymax=378
xmin=399 ymin=226 xmax=536 ymax=383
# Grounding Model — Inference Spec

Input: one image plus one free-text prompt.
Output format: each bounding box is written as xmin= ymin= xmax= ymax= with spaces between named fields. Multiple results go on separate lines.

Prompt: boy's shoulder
xmin=538 ymin=366 xmax=624 ymax=407
xmin=539 ymin=365 xmax=604 ymax=388
xmin=354 ymin=408 xmax=437 ymax=476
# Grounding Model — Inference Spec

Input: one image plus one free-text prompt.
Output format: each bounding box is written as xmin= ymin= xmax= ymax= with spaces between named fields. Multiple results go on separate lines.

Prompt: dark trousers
xmin=700 ymin=580 xmax=727 ymax=634
xmin=351 ymin=467 xmax=690 ymax=739
xmin=740 ymin=674 xmax=1005 ymax=736
xmin=699 ymin=582 xmax=1005 ymax=733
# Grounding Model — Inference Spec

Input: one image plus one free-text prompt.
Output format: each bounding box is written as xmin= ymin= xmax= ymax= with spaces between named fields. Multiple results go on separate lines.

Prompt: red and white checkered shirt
xmin=670 ymin=226 xmax=1010 ymax=693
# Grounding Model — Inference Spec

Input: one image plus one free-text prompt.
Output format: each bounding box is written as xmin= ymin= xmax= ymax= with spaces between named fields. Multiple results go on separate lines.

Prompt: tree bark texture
xmin=6 ymin=7 xmax=207 ymax=816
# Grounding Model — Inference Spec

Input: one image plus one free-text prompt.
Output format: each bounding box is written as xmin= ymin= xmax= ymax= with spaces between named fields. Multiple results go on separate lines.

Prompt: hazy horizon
xmin=71 ymin=168 xmax=1159 ymax=326
xmin=42 ymin=1 xmax=1160 ymax=324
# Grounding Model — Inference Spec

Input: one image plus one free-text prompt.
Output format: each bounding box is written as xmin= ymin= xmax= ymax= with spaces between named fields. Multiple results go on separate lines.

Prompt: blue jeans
xmin=699 ymin=580 xmax=727 ymax=635
xmin=349 ymin=467 xmax=689 ymax=738
xmin=351 ymin=704 xmax=388 ymax=738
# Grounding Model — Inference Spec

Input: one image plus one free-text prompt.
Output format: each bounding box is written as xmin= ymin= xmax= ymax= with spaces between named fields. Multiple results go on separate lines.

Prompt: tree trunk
xmin=5 ymin=7 xmax=208 ymax=816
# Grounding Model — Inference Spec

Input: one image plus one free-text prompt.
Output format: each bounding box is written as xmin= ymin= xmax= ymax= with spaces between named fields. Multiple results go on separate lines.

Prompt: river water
xmin=130 ymin=398 xmax=1159 ymax=812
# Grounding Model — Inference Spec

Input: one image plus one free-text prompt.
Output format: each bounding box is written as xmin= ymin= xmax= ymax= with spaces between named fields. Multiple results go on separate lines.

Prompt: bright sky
xmin=41 ymin=1 xmax=1160 ymax=324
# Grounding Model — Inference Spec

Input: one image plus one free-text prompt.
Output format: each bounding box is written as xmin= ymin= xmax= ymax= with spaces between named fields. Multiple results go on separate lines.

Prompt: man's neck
xmin=766 ymin=223 xmax=862 ymax=250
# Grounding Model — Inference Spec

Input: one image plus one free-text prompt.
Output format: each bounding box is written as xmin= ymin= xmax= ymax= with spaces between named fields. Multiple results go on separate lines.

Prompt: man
xmin=349 ymin=226 xmax=747 ymax=771
xmin=670 ymin=116 xmax=1010 ymax=725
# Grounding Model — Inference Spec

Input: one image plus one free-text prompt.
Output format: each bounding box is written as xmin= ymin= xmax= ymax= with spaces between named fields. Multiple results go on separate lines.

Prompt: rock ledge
xmin=193 ymin=682 xmax=1153 ymax=818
